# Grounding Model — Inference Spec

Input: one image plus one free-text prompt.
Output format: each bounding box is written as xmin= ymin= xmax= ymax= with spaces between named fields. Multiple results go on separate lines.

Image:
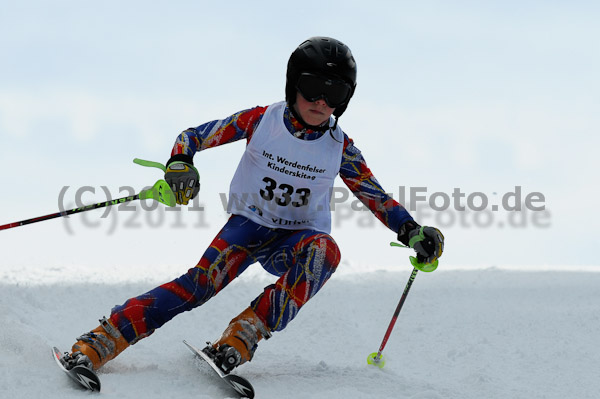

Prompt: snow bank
xmin=1 ymin=267 xmax=598 ymax=398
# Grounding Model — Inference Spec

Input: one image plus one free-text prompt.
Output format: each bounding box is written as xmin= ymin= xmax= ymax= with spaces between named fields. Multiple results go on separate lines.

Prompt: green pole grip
xmin=390 ymin=242 xmax=438 ymax=272
xmin=133 ymin=158 xmax=167 ymax=172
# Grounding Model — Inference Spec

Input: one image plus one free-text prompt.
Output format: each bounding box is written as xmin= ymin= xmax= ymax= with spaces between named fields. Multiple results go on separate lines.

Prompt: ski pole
xmin=367 ymin=242 xmax=438 ymax=368
xmin=0 ymin=158 xmax=175 ymax=231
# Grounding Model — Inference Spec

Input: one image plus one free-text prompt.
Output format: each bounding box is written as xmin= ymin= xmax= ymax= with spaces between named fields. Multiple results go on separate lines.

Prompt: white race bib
xmin=228 ymin=101 xmax=344 ymax=233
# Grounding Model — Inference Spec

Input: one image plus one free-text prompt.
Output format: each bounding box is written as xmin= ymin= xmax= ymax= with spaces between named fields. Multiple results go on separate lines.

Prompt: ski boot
xmin=69 ymin=317 xmax=130 ymax=370
xmin=209 ymin=307 xmax=272 ymax=373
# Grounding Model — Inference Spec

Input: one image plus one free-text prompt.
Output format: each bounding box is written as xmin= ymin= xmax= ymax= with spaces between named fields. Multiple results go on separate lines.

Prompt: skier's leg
xmin=252 ymin=230 xmax=341 ymax=331
xmin=68 ymin=215 xmax=277 ymax=370
xmin=212 ymin=230 xmax=340 ymax=370
xmin=109 ymin=216 xmax=262 ymax=344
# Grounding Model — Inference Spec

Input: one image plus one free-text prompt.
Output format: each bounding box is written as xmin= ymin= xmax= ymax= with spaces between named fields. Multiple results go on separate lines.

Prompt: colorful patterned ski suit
xmin=109 ymin=104 xmax=414 ymax=344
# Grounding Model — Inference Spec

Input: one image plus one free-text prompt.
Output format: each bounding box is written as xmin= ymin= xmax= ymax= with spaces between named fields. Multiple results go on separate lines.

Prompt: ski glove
xmin=398 ymin=221 xmax=444 ymax=264
xmin=165 ymin=156 xmax=200 ymax=205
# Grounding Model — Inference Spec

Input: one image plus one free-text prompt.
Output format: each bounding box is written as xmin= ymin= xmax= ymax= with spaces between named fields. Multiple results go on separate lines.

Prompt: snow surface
xmin=1 ymin=265 xmax=599 ymax=399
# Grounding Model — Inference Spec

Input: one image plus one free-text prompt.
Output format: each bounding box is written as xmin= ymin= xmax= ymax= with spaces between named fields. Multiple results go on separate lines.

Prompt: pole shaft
xmin=376 ymin=267 xmax=419 ymax=356
xmin=0 ymin=194 xmax=140 ymax=231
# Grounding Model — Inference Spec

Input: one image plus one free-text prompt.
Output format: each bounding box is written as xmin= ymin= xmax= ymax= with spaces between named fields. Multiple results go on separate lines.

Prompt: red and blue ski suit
xmin=109 ymin=104 xmax=414 ymax=344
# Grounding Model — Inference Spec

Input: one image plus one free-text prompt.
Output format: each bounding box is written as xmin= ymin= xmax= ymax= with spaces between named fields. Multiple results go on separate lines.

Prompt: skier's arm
xmin=339 ymin=134 xmax=414 ymax=233
xmin=339 ymin=134 xmax=444 ymax=264
xmin=169 ymin=106 xmax=268 ymax=160
xmin=165 ymin=106 xmax=267 ymax=204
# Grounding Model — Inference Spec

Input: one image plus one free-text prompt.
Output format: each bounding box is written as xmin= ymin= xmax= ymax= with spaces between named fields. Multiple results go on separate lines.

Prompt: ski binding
xmin=52 ymin=347 xmax=101 ymax=391
xmin=183 ymin=340 xmax=254 ymax=398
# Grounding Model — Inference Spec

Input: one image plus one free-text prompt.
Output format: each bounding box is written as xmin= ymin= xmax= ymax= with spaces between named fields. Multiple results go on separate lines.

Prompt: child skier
xmin=60 ymin=36 xmax=444 ymax=374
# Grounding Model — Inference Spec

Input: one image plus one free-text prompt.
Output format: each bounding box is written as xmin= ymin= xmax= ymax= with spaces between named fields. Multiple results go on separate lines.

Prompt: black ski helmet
xmin=286 ymin=36 xmax=357 ymax=118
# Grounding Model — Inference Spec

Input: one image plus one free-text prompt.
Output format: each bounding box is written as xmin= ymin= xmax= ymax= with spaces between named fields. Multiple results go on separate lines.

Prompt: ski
xmin=52 ymin=347 xmax=101 ymax=392
xmin=183 ymin=340 xmax=255 ymax=398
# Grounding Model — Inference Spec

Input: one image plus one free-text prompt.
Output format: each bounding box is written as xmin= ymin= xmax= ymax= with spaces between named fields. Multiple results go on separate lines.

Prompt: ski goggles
xmin=295 ymin=72 xmax=353 ymax=108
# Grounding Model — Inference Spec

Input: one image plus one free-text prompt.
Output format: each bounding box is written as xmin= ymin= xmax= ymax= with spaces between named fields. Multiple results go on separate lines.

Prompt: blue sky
xmin=1 ymin=1 xmax=598 ymax=270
